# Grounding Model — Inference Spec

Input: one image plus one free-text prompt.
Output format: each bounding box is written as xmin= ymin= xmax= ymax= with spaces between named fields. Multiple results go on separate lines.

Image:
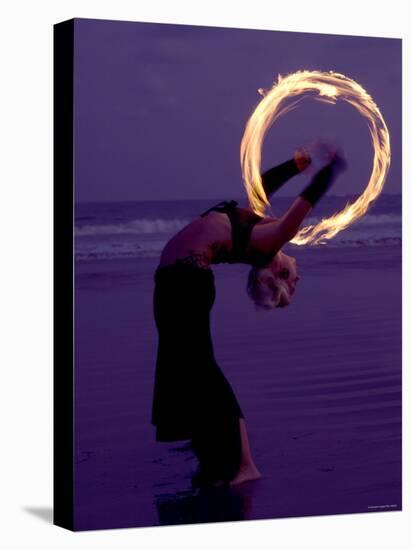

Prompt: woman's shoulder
xmin=199 ymin=200 xmax=238 ymax=217
xmin=235 ymin=205 xmax=277 ymax=225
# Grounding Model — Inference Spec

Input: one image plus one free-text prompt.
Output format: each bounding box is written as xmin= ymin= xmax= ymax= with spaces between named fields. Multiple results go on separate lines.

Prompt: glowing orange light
xmin=240 ymin=70 xmax=391 ymax=245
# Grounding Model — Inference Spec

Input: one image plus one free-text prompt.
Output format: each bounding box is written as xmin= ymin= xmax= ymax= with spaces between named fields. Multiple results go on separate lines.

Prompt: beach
xmin=74 ymin=241 xmax=401 ymax=530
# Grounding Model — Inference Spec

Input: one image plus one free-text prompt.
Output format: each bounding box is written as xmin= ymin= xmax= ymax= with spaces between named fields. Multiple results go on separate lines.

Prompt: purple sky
xmin=74 ymin=18 xmax=401 ymax=203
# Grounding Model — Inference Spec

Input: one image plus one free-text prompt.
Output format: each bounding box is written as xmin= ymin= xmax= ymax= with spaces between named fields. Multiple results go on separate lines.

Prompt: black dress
xmin=151 ymin=260 xmax=245 ymax=482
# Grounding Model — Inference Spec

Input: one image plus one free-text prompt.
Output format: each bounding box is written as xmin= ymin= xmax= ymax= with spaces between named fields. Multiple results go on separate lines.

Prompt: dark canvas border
xmin=53 ymin=18 xmax=75 ymax=531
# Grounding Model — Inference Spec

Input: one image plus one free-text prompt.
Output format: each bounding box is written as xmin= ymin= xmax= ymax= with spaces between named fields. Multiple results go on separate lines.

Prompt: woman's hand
xmin=329 ymin=148 xmax=348 ymax=173
xmin=293 ymin=146 xmax=312 ymax=172
xmin=308 ymin=139 xmax=340 ymax=164
xmin=293 ymin=139 xmax=338 ymax=172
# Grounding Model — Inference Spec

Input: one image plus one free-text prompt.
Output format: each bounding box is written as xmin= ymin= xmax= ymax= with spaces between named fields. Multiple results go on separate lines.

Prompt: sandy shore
xmin=73 ymin=243 xmax=401 ymax=530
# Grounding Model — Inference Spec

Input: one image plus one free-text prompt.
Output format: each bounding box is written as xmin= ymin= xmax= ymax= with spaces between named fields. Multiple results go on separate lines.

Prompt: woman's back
xmin=159 ymin=209 xmax=233 ymax=268
xmin=158 ymin=201 xmax=275 ymax=268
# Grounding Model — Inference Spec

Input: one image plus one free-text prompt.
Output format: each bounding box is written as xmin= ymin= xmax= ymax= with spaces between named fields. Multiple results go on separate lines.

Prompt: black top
xmin=198 ymin=158 xmax=302 ymax=267
xmin=199 ymin=200 xmax=272 ymax=267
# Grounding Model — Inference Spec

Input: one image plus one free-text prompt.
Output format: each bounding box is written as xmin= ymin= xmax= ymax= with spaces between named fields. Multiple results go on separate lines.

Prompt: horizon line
xmin=75 ymin=191 xmax=402 ymax=204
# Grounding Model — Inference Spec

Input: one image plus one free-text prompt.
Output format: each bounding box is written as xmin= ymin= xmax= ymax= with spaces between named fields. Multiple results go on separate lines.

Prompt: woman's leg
xmin=190 ymin=360 xmax=262 ymax=486
xmin=191 ymin=416 xmax=261 ymax=487
xmin=191 ymin=413 xmax=242 ymax=485
xmin=229 ymin=418 xmax=261 ymax=486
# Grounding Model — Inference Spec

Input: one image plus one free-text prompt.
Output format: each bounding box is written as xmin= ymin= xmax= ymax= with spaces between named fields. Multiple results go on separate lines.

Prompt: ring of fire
xmin=240 ymin=70 xmax=391 ymax=245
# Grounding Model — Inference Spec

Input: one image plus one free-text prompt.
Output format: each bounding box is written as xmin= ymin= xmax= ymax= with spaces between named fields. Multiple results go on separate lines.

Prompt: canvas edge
xmin=53 ymin=17 xmax=75 ymax=532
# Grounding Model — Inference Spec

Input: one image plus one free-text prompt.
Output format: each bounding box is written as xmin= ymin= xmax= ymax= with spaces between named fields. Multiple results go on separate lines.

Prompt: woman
xmin=151 ymin=142 xmax=347 ymax=488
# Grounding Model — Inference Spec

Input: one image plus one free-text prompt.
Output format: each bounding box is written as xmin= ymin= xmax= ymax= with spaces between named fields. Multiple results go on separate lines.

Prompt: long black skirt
xmin=151 ymin=261 xmax=244 ymax=482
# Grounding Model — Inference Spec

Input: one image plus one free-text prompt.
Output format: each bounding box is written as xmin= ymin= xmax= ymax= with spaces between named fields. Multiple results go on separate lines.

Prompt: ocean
xmin=74 ymin=194 xmax=402 ymax=263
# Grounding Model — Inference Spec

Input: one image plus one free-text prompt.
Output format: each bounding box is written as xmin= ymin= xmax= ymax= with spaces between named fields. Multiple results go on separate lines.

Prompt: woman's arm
xmin=261 ymin=149 xmax=311 ymax=198
xmin=251 ymin=196 xmax=313 ymax=256
xmin=252 ymin=153 xmax=347 ymax=256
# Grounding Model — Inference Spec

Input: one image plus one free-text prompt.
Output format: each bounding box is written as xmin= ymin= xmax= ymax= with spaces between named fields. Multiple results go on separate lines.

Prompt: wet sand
xmin=74 ymin=244 xmax=401 ymax=530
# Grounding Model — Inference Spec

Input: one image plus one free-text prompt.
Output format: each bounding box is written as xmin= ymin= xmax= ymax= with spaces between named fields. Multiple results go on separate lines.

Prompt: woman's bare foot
xmin=229 ymin=463 xmax=262 ymax=486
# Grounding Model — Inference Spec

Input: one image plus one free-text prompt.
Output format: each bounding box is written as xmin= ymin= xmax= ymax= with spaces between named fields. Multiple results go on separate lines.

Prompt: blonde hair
xmin=246 ymin=266 xmax=292 ymax=310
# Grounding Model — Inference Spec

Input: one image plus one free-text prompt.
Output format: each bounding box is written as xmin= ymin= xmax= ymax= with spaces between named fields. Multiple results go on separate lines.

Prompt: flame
xmin=240 ymin=70 xmax=391 ymax=245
